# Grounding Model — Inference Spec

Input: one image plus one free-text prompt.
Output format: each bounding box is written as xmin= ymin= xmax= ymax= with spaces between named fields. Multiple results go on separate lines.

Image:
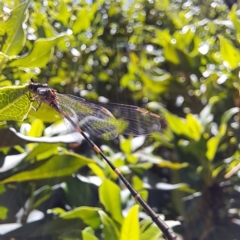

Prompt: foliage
xmin=0 ymin=0 xmax=240 ymax=240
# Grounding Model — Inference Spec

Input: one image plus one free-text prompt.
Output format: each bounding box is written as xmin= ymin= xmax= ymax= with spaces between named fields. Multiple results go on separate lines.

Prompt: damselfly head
xmin=28 ymin=82 xmax=49 ymax=94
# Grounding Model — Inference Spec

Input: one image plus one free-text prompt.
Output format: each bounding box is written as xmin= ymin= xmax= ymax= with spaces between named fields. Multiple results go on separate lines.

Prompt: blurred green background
xmin=0 ymin=0 xmax=240 ymax=239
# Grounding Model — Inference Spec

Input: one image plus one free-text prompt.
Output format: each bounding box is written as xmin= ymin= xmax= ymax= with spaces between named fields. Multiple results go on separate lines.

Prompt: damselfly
xmin=28 ymin=82 xmax=178 ymax=240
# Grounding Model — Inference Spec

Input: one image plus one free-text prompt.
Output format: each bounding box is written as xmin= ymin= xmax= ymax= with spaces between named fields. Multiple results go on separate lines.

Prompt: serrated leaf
xmin=0 ymin=84 xmax=31 ymax=121
xmin=99 ymin=179 xmax=123 ymax=224
xmin=1 ymin=152 xmax=94 ymax=183
xmin=98 ymin=210 xmax=119 ymax=240
xmin=9 ymin=33 xmax=68 ymax=68
xmin=120 ymin=205 xmax=140 ymax=240
xmin=0 ymin=1 xmax=30 ymax=56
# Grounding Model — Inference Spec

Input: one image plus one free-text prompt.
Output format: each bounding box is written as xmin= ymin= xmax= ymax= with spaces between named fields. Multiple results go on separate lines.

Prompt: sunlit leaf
xmin=25 ymin=143 xmax=60 ymax=161
xmin=72 ymin=2 xmax=101 ymax=34
xmin=54 ymin=1 xmax=71 ymax=26
xmin=98 ymin=210 xmax=119 ymax=240
xmin=205 ymin=107 xmax=237 ymax=161
xmin=164 ymin=43 xmax=180 ymax=64
xmin=206 ymin=135 xmax=221 ymax=161
xmin=212 ymin=165 xmax=225 ymax=178
xmin=0 ymin=1 xmax=30 ymax=56
xmin=219 ymin=35 xmax=240 ymax=69
xmin=1 ymin=152 xmax=94 ymax=183
xmin=157 ymin=161 xmax=188 ymax=169
xmin=132 ymin=176 xmax=143 ymax=191
xmin=0 ymin=128 xmax=77 ymax=148
xmin=220 ymin=107 xmax=240 ymax=125
xmin=155 ymin=0 xmax=169 ymax=9
xmin=120 ymin=136 xmax=132 ymax=154
xmin=165 ymin=112 xmax=202 ymax=140
xmin=120 ymin=205 xmax=140 ymax=240
xmin=0 ymin=84 xmax=31 ymax=121
xmin=61 ymin=207 xmax=101 ymax=229
xmin=9 ymin=33 xmax=68 ymax=68
xmin=156 ymin=183 xmax=195 ymax=193
xmin=140 ymin=219 xmax=161 ymax=240
xmin=199 ymin=103 xmax=214 ymax=127
xmin=82 ymin=230 xmax=99 ymax=240
xmin=27 ymin=119 xmax=44 ymax=137
xmin=229 ymin=5 xmax=240 ymax=44
xmin=28 ymin=103 xmax=61 ymax=123
xmin=99 ymin=179 xmax=123 ymax=224
xmin=141 ymin=71 xmax=171 ymax=94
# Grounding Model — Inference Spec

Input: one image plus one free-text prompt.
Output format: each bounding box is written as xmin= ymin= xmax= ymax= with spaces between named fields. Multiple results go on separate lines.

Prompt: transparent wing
xmin=101 ymin=102 xmax=167 ymax=135
xmin=57 ymin=94 xmax=126 ymax=140
xmin=57 ymin=94 xmax=166 ymax=140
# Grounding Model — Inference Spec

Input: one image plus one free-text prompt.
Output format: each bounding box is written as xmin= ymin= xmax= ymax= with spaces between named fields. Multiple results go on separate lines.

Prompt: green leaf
xmin=140 ymin=219 xmax=161 ymax=240
xmin=120 ymin=136 xmax=132 ymax=154
xmin=165 ymin=112 xmax=202 ymax=140
xmin=82 ymin=230 xmax=99 ymax=240
xmin=54 ymin=1 xmax=72 ymax=26
xmin=229 ymin=5 xmax=240 ymax=44
xmin=9 ymin=33 xmax=68 ymax=68
xmin=0 ymin=84 xmax=31 ymax=121
xmin=0 ymin=0 xmax=30 ymax=56
xmin=156 ymin=183 xmax=195 ymax=193
xmin=141 ymin=71 xmax=171 ymax=94
xmin=206 ymin=135 xmax=221 ymax=161
xmin=72 ymin=3 xmax=100 ymax=34
xmin=120 ymin=205 xmax=140 ymax=240
xmin=157 ymin=161 xmax=188 ymax=170
xmin=0 ymin=52 xmax=11 ymax=71
xmin=206 ymin=107 xmax=238 ymax=161
xmin=0 ymin=184 xmax=6 ymax=194
xmin=219 ymin=35 xmax=240 ymax=69
xmin=186 ymin=114 xmax=202 ymax=140
xmin=33 ymin=186 xmax=52 ymax=209
xmin=1 ymin=152 xmax=94 ymax=183
xmin=28 ymin=119 xmax=44 ymax=137
xmin=25 ymin=143 xmax=59 ymax=161
xmin=164 ymin=43 xmax=180 ymax=64
xmin=61 ymin=207 xmax=101 ymax=229
xmin=98 ymin=210 xmax=120 ymax=240
xmin=220 ymin=107 xmax=240 ymax=125
xmin=0 ymin=206 xmax=8 ymax=220
xmin=133 ymin=151 xmax=188 ymax=170
xmin=99 ymin=179 xmax=123 ymax=224
xmin=28 ymin=103 xmax=62 ymax=123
